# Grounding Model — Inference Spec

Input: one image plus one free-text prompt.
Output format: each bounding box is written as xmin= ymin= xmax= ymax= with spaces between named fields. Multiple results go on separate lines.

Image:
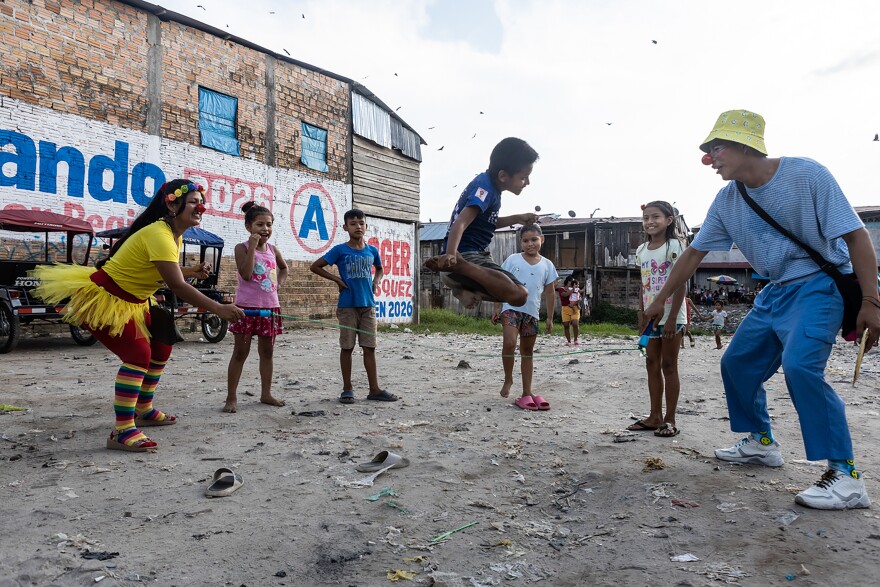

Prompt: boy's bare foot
xmin=222 ymin=400 xmax=237 ymax=413
xmin=500 ymin=380 xmax=513 ymax=398
xmin=424 ymin=256 xmax=442 ymax=271
xmin=260 ymin=395 xmax=286 ymax=407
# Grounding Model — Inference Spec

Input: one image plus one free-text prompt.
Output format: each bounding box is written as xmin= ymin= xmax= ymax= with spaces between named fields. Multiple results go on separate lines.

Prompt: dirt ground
xmin=1 ymin=321 xmax=879 ymax=587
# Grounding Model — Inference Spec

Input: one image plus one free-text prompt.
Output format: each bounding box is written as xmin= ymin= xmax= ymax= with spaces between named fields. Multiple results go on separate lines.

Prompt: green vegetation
xmin=382 ymin=307 xmax=638 ymax=337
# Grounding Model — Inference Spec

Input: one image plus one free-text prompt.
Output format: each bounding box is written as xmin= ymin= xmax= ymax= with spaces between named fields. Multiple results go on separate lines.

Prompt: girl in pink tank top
xmin=225 ymin=202 xmax=289 ymax=413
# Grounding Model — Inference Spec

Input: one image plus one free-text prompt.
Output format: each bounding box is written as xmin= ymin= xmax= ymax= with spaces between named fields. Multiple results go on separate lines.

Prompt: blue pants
xmin=719 ymin=273 xmax=853 ymax=461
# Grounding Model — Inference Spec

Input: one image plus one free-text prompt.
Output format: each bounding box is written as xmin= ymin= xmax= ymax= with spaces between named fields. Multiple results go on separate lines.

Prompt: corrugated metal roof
xmin=419 ymin=222 xmax=449 ymax=241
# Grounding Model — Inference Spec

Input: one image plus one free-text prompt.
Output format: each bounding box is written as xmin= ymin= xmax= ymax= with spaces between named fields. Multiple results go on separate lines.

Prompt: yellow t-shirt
xmin=103 ymin=220 xmax=181 ymax=300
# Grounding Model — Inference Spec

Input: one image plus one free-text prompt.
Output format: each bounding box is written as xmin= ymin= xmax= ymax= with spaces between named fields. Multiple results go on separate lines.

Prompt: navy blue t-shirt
xmin=441 ymin=172 xmax=501 ymax=253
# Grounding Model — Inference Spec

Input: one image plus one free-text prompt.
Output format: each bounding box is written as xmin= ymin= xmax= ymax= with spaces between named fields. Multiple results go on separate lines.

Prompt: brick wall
xmin=0 ymin=0 xmax=363 ymax=322
xmin=1 ymin=0 xmax=150 ymax=130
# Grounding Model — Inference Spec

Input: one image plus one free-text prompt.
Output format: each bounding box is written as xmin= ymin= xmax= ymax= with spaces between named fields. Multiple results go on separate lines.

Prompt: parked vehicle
xmin=96 ymin=225 xmax=232 ymax=343
xmin=0 ymin=209 xmax=97 ymax=353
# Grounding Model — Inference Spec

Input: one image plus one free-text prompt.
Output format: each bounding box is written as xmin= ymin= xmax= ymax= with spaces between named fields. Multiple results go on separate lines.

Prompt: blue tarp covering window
xmin=301 ymin=122 xmax=329 ymax=173
xmin=199 ymin=87 xmax=240 ymax=156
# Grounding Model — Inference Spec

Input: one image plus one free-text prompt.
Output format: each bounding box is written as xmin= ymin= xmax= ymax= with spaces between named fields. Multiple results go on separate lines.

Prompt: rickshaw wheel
xmin=0 ymin=303 xmax=21 ymax=354
xmin=70 ymin=324 xmax=98 ymax=346
xmin=202 ymin=313 xmax=228 ymax=343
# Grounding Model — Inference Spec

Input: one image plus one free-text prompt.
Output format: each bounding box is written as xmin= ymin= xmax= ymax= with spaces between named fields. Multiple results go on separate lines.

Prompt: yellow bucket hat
xmin=699 ymin=110 xmax=767 ymax=155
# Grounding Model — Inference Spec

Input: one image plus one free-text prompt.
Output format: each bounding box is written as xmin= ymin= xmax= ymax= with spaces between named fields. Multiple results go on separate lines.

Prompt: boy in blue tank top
xmin=311 ymin=209 xmax=399 ymax=404
xmin=424 ymin=137 xmax=541 ymax=309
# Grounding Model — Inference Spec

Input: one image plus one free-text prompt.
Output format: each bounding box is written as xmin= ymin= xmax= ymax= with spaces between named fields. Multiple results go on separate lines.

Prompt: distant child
xmin=310 ymin=209 xmax=398 ymax=404
xmin=424 ymin=137 xmax=540 ymax=309
xmin=224 ymin=201 xmax=289 ymax=413
xmin=680 ymin=297 xmax=704 ymax=349
xmin=629 ymin=201 xmax=687 ymax=437
xmin=710 ymin=300 xmax=728 ymax=349
xmin=556 ymin=276 xmax=581 ymax=346
xmin=493 ymin=224 xmax=558 ymax=410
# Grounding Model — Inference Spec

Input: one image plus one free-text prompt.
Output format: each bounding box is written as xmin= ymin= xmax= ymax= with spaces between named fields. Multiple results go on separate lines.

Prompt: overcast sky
xmin=158 ymin=0 xmax=880 ymax=227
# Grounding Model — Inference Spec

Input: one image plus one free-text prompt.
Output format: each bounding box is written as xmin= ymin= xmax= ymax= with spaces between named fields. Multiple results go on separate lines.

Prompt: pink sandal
xmin=532 ymin=395 xmax=550 ymax=410
xmin=514 ymin=396 xmax=539 ymax=410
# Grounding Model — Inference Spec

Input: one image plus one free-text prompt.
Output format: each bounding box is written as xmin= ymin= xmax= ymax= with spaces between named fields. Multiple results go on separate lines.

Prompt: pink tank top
xmin=234 ymin=242 xmax=279 ymax=308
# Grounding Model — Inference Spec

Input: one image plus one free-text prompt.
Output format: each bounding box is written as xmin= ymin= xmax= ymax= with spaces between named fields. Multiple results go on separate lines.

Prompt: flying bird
xmin=479 ymin=111 xmax=484 ymax=114
xmin=472 ymin=133 xmax=476 ymax=138
xmin=395 ymin=106 xmax=402 ymax=111
xmin=428 ymin=126 xmax=435 ymax=129
xmin=302 ymin=13 xmax=306 ymax=18
xmin=874 ymin=134 xmax=879 ymax=141
xmin=438 ymin=146 xmax=444 ymax=151
xmin=652 ymin=39 xmax=658 ymax=44
xmin=197 ymin=4 xmax=205 ymax=9
xmin=605 ymin=122 xmax=612 ymax=126
xmin=283 ymin=48 xmax=290 ymax=56
xmin=270 ymin=11 xmax=275 ymax=14
xmin=394 ymin=73 xmax=398 ymax=77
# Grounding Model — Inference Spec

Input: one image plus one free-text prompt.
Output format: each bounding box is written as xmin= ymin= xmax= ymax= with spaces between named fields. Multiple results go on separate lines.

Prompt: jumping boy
xmin=424 ymin=137 xmax=540 ymax=309
xmin=310 ymin=209 xmax=398 ymax=404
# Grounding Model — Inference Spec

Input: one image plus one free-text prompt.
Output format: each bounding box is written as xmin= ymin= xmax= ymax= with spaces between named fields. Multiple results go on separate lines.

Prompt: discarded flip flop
xmin=339 ymin=390 xmax=355 ymax=404
xmin=355 ymin=450 xmax=410 ymax=473
xmin=532 ymin=395 xmax=550 ymax=410
xmin=366 ymin=390 xmax=399 ymax=402
xmin=514 ymin=396 xmax=538 ymax=411
xmin=205 ymin=467 xmax=243 ymax=497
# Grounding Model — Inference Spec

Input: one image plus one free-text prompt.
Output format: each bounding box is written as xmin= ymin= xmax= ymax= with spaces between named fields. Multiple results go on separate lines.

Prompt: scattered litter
xmin=0 ymin=404 xmax=26 ymax=412
xmin=385 ymin=500 xmax=411 ymax=514
xmin=81 ymin=551 xmax=118 ymax=561
xmin=489 ymin=561 xmax=546 ymax=581
xmin=431 ymin=521 xmax=478 ymax=543
xmin=295 ymin=410 xmax=326 ymax=417
xmin=774 ymin=510 xmax=800 ymax=527
xmin=510 ymin=472 xmax=525 ymax=484
xmin=403 ymin=556 xmax=425 ymax=563
xmin=387 ymin=569 xmax=417 ymax=581
xmin=568 ymin=359 xmax=579 ymax=365
xmin=785 ymin=574 xmax=796 ymax=581
xmin=671 ymin=499 xmax=700 ymax=508
xmin=670 ymin=553 xmax=700 ymax=562
xmin=717 ymin=502 xmax=747 ymax=513
xmin=335 ymin=464 xmax=395 ymax=488
xmin=643 ymin=457 xmax=667 ymax=472
xmin=456 ymin=360 xmax=471 ymax=369
xmin=366 ymin=487 xmax=398 ymax=501
xmin=613 ymin=431 xmax=639 ymax=443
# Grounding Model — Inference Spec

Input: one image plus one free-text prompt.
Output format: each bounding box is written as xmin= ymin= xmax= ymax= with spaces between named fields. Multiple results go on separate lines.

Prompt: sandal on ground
xmin=366 ymin=390 xmax=399 ymax=402
xmin=514 ymin=396 xmax=539 ymax=411
xmin=627 ymin=419 xmax=658 ymax=431
xmin=134 ymin=409 xmax=177 ymax=427
xmin=106 ymin=429 xmax=157 ymax=452
xmin=205 ymin=467 xmax=243 ymax=497
xmin=339 ymin=390 xmax=355 ymax=404
xmin=532 ymin=395 xmax=550 ymax=410
xmin=654 ymin=423 xmax=680 ymax=437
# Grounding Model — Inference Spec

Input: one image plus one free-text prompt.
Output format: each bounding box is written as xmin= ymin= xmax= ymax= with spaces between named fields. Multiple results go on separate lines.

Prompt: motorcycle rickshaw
xmin=0 ymin=209 xmax=97 ymax=353
xmin=95 ymin=225 xmax=232 ymax=343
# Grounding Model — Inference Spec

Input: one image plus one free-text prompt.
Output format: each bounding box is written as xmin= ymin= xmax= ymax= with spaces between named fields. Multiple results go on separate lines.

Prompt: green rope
xmin=267 ymin=311 xmax=640 ymax=360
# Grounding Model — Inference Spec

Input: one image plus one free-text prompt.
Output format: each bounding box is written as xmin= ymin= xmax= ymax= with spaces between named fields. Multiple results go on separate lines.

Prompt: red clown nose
xmin=701 ymin=153 xmax=713 ymax=166
xmin=194 ymin=204 xmax=207 ymax=214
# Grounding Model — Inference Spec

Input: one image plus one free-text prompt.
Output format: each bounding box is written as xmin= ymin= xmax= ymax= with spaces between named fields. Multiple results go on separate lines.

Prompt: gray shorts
xmin=441 ymin=250 xmax=523 ymax=295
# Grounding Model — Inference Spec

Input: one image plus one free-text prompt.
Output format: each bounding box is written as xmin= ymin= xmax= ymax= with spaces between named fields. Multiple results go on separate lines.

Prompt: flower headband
xmin=165 ymin=182 xmax=205 ymax=204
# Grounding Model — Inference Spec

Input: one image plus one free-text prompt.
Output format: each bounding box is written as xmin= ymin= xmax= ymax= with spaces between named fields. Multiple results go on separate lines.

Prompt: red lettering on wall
xmin=184 ymin=168 xmax=273 ymax=221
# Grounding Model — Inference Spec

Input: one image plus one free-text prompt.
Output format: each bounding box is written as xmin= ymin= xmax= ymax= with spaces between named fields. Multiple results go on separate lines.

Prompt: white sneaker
xmin=795 ymin=469 xmax=871 ymax=510
xmin=714 ymin=436 xmax=785 ymax=467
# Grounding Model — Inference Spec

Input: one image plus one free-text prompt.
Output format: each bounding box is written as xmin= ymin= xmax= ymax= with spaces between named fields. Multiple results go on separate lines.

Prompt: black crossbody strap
xmin=734 ymin=181 xmax=844 ymax=278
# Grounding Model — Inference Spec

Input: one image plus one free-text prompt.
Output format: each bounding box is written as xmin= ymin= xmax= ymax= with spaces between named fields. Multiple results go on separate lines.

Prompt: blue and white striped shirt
xmin=691 ymin=157 xmax=863 ymax=284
